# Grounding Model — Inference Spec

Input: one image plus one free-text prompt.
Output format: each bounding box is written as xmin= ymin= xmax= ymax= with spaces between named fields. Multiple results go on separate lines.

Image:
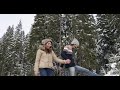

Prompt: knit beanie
xmin=41 ymin=39 xmax=52 ymax=45
xmin=71 ymin=38 xmax=79 ymax=46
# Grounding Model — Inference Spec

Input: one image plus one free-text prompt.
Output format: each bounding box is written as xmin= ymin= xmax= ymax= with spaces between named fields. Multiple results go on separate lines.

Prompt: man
xmin=61 ymin=38 xmax=99 ymax=76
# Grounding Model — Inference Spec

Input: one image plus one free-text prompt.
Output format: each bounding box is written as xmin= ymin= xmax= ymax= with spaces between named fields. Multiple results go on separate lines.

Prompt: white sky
xmin=0 ymin=14 xmax=97 ymax=38
xmin=0 ymin=14 xmax=36 ymax=38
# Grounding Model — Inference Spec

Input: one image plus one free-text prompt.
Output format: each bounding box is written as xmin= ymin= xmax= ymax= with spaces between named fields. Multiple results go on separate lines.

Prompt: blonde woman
xmin=34 ymin=38 xmax=70 ymax=76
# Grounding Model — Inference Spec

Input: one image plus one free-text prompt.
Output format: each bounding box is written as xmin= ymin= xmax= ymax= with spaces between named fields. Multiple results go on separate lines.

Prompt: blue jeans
xmin=69 ymin=67 xmax=75 ymax=76
xmin=68 ymin=65 xmax=100 ymax=76
xmin=39 ymin=68 xmax=54 ymax=76
xmin=75 ymin=65 xmax=100 ymax=76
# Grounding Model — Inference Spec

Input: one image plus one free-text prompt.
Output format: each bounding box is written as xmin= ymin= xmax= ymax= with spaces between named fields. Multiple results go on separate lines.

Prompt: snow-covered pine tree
xmin=96 ymin=14 xmax=120 ymax=75
xmin=23 ymin=33 xmax=33 ymax=76
xmin=12 ymin=20 xmax=24 ymax=76
xmin=64 ymin=14 xmax=97 ymax=70
xmin=0 ymin=26 xmax=14 ymax=76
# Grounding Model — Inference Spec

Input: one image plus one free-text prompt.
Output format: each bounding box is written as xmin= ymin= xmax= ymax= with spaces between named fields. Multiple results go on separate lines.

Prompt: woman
xmin=61 ymin=38 xmax=99 ymax=76
xmin=34 ymin=38 xmax=70 ymax=76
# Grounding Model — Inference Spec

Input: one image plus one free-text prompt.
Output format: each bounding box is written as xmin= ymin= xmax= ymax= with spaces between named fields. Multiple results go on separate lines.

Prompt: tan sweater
xmin=34 ymin=46 xmax=66 ymax=72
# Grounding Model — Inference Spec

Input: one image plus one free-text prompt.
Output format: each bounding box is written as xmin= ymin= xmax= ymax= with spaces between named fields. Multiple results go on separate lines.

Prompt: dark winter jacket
xmin=61 ymin=45 xmax=75 ymax=68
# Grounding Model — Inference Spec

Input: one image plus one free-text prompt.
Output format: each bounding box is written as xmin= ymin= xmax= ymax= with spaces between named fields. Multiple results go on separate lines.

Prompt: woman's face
xmin=45 ymin=41 xmax=52 ymax=49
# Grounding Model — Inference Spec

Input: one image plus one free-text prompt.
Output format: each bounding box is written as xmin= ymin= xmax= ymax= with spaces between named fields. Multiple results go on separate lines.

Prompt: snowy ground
xmin=104 ymin=63 xmax=119 ymax=76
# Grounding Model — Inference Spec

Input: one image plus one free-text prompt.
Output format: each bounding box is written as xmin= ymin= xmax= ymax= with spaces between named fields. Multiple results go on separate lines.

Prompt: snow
xmin=96 ymin=28 xmax=102 ymax=32
xmin=61 ymin=14 xmax=65 ymax=17
xmin=105 ymin=25 xmax=109 ymax=28
xmin=111 ymin=63 xmax=117 ymax=68
xmin=104 ymin=63 xmax=119 ymax=76
xmin=64 ymin=25 xmax=67 ymax=29
xmin=109 ymin=54 xmax=120 ymax=63
xmin=100 ymin=33 xmax=104 ymax=36
xmin=103 ymin=53 xmax=120 ymax=76
xmin=103 ymin=30 xmax=107 ymax=33
xmin=81 ymin=29 xmax=83 ymax=31
xmin=45 ymin=21 xmax=49 ymax=24
xmin=79 ymin=20 xmax=82 ymax=23
xmin=118 ymin=48 xmax=120 ymax=52
xmin=104 ymin=70 xmax=119 ymax=76
xmin=97 ymin=39 xmax=102 ymax=44
xmin=81 ymin=46 xmax=84 ymax=49
xmin=75 ymin=14 xmax=79 ymax=17
xmin=87 ymin=34 xmax=92 ymax=36
xmin=104 ymin=44 xmax=107 ymax=47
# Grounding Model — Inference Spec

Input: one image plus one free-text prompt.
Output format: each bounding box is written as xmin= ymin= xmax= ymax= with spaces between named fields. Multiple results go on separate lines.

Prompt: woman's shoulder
xmin=37 ymin=49 xmax=44 ymax=53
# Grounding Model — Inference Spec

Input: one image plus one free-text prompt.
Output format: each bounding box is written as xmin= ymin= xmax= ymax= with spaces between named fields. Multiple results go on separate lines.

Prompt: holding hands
xmin=65 ymin=59 xmax=71 ymax=64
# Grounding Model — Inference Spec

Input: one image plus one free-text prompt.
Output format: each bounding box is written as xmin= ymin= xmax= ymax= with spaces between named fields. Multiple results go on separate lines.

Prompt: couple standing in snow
xmin=34 ymin=38 xmax=99 ymax=76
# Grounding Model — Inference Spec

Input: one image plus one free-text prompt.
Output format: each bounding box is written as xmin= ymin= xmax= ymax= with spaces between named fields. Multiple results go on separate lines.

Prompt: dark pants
xmin=39 ymin=68 xmax=54 ymax=76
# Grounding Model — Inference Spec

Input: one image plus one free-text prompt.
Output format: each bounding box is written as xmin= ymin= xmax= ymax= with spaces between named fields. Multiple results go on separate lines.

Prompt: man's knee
xmin=69 ymin=67 xmax=75 ymax=76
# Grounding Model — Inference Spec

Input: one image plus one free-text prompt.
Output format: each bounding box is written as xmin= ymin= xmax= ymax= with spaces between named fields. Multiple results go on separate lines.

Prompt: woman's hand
xmin=34 ymin=71 xmax=39 ymax=76
xmin=65 ymin=59 xmax=71 ymax=64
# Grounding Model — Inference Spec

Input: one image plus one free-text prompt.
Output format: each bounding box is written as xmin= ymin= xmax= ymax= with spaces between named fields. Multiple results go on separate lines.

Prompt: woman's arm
xmin=34 ymin=49 xmax=42 ymax=73
xmin=52 ymin=51 xmax=67 ymax=64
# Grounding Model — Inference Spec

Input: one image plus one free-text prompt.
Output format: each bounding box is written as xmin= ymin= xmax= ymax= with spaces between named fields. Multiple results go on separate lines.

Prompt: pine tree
xmin=0 ymin=20 xmax=33 ymax=76
xmin=96 ymin=14 xmax=120 ymax=74
xmin=12 ymin=20 xmax=24 ymax=76
xmin=0 ymin=38 xmax=3 ymax=74
xmin=0 ymin=26 xmax=14 ymax=76
xmin=77 ymin=14 xmax=97 ymax=70
xmin=23 ymin=33 xmax=32 ymax=76
xmin=62 ymin=14 xmax=97 ymax=70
